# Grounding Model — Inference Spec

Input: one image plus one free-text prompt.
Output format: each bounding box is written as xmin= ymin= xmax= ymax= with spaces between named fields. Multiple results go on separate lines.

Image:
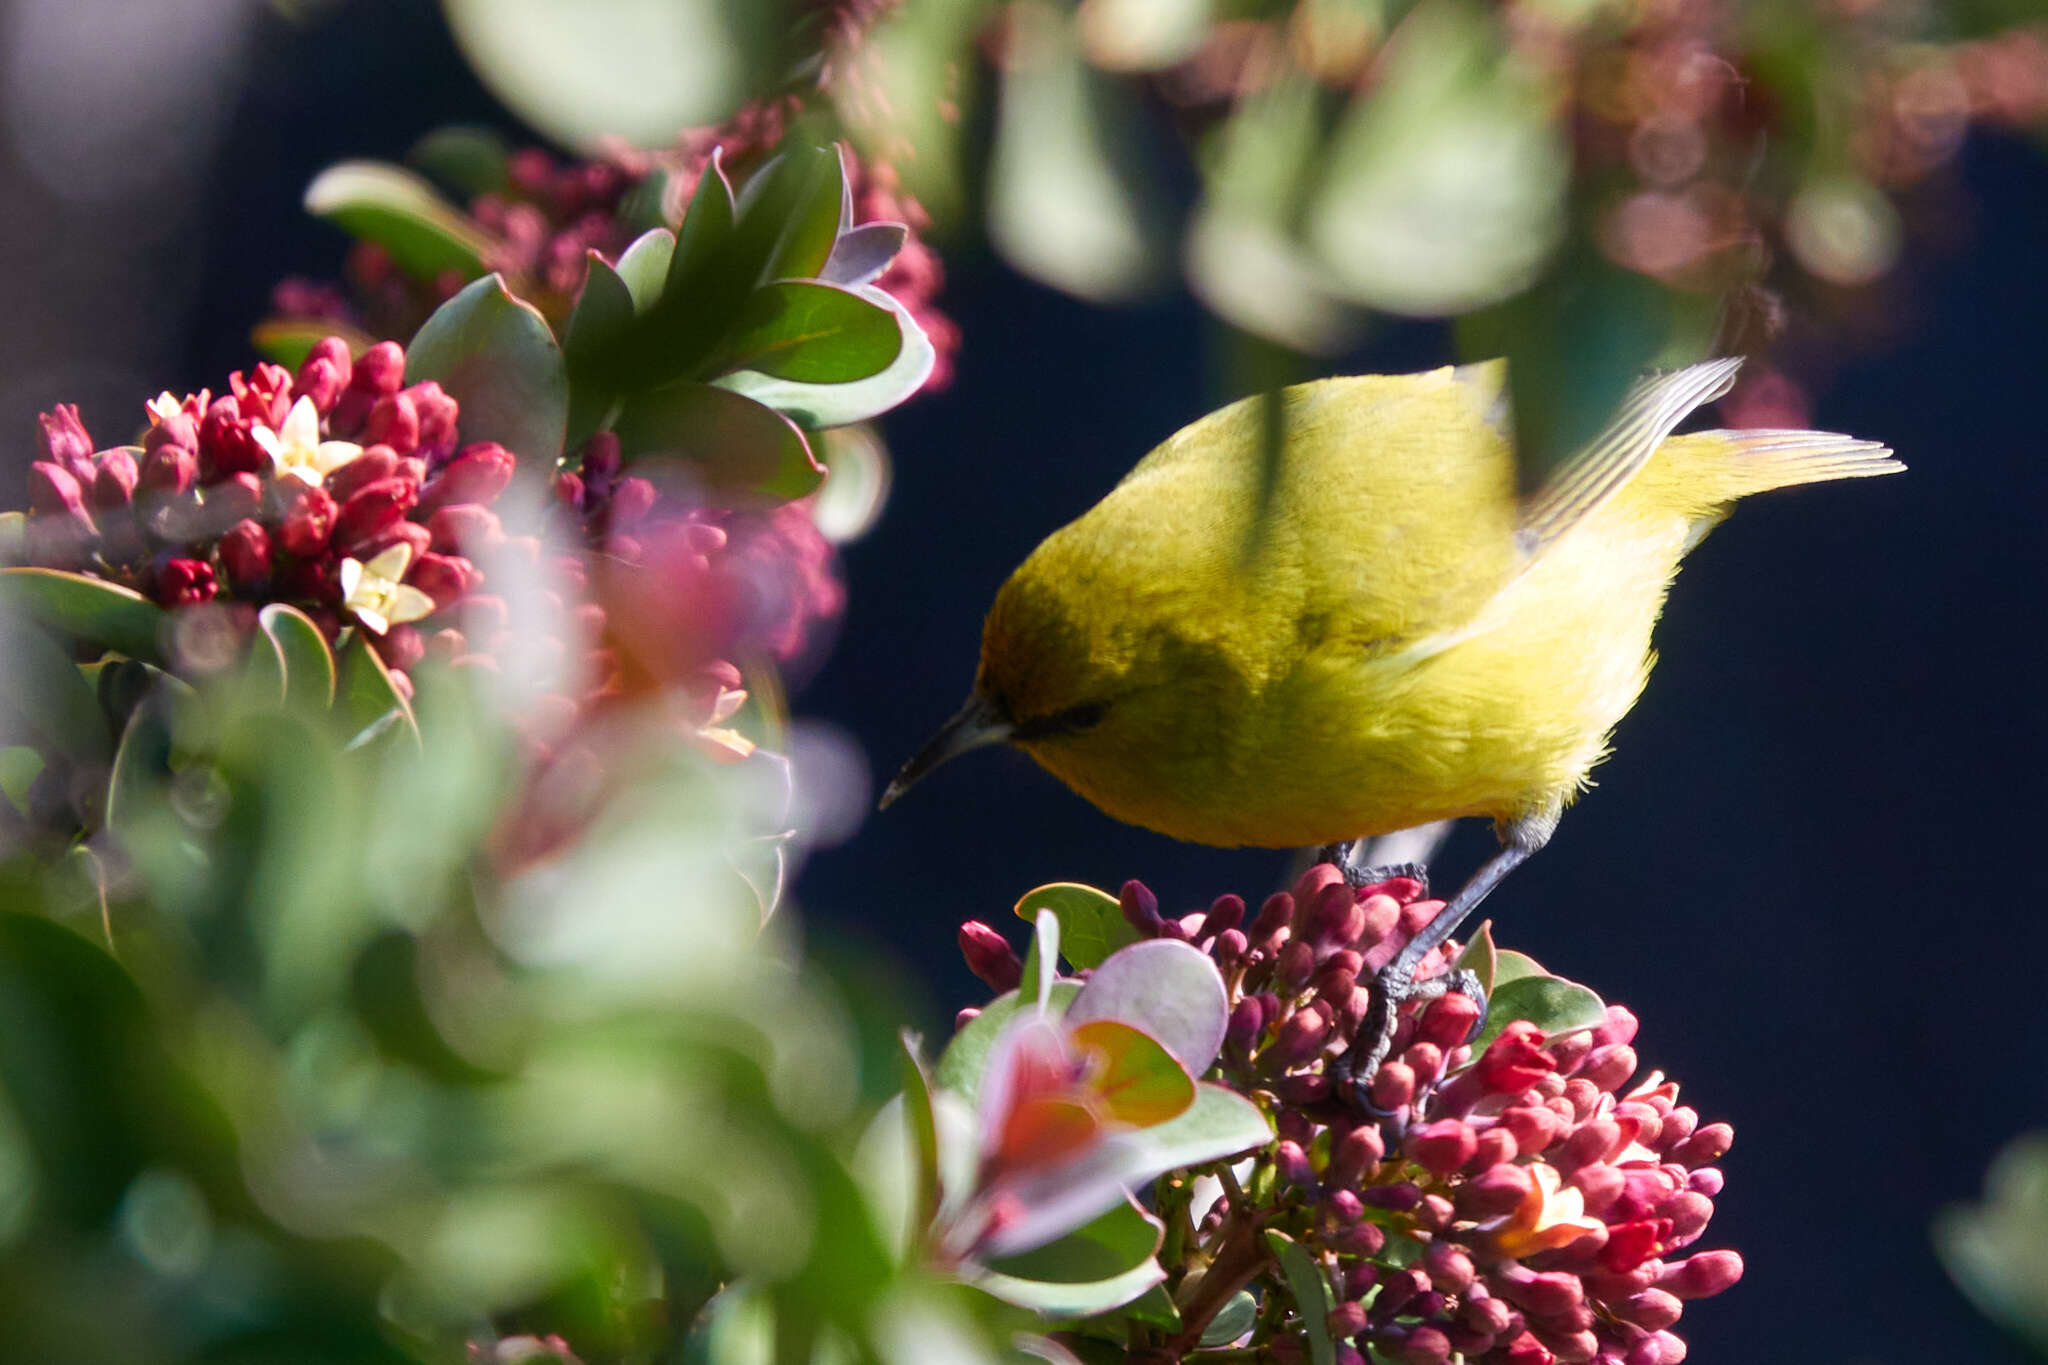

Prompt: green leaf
xmin=1306 ymin=0 xmax=1567 ymax=317
xmin=239 ymin=619 xmax=289 ymax=709
xmin=303 ymin=160 xmax=494 ymax=280
xmin=665 ymin=152 xmax=737 ymax=300
xmin=258 ymin=605 xmax=337 ymax=711
xmin=987 ymin=4 xmax=1162 ymax=302
xmin=1454 ymin=919 xmax=1498 ymax=996
xmin=1266 ymin=1231 xmax=1335 ymax=1365
xmin=1469 ymin=972 xmax=1608 ymax=1055
xmin=563 ymin=255 xmax=638 ymax=447
xmin=104 ymin=686 xmax=177 ymax=834
xmin=441 ymin=0 xmax=766 ymax=149
xmin=709 ymin=282 xmax=902 ymax=384
xmin=712 ymin=286 xmax=935 ymax=430
xmin=900 ymin=1032 xmax=942 ymax=1239
xmin=1200 ymin=1290 xmax=1257 ymax=1346
xmin=406 ymin=273 xmax=570 ymax=462
xmin=1937 ymin=1133 xmax=2048 ymax=1353
xmin=822 ymin=222 xmax=909 ymax=287
xmin=612 ymin=383 xmax=824 ymax=504
xmin=0 ymin=746 xmax=42 ymax=814
xmin=0 ymin=510 xmax=25 ymax=565
xmin=615 ymin=226 xmax=677 ymax=304
xmin=1066 ymin=940 xmax=1228 ymax=1075
xmin=1066 ymin=1018 xmax=1195 ymax=1127
xmin=1493 ymin=948 xmax=1544 ymax=987
xmin=407 ymin=124 xmax=513 ymax=197
xmin=936 ymin=981 xmax=1082 ymax=1105
xmin=810 ymin=424 xmax=893 ymax=544
xmin=0 ymin=567 xmax=166 ymax=663
xmin=755 ymin=143 xmax=847 ymax=284
xmin=0 ymin=617 xmax=110 ymax=765
xmin=1118 ymin=1083 xmax=1270 ymax=1173
xmin=1022 ymin=908 xmax=1061 ymax=1011
xmin=1012 ymin=881 xmax=1138 ymax=972
xmin=978 ymin=1199 xmax=1167 ymax=1315
xmin=335 ymin=633 xmax=420 ymax=751
xmin=250 ymin=317 xmax=379 ymax=370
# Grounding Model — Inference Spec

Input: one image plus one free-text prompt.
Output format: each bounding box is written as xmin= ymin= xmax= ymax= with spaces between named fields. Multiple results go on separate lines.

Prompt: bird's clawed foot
xmin=1336 ymin=964 xmax=1490 ymax=1129
xmin=1314 ymin=840 xmax=1431 ymax=895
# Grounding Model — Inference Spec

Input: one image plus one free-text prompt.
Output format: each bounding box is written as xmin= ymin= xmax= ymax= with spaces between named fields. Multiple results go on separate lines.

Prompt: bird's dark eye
xmin=1013 ymin=700 xmax=1109 ymax=741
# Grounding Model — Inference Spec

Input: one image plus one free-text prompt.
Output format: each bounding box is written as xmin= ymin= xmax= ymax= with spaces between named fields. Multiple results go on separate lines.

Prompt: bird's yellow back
xmin=976 ymin=363 xmax=1898 ymax=848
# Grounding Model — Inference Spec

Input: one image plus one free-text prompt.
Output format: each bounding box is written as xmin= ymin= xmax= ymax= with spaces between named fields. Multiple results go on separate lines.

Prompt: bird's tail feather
xmin=1671 ymin=428 xmax=1903 ymax=503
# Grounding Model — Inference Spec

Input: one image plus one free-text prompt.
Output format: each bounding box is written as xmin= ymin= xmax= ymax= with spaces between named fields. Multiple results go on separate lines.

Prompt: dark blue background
xmin=55 ymin=3 xmax=2048 ymax=1360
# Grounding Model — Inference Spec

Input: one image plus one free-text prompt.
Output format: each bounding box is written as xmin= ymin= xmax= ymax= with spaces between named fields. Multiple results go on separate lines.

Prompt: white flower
xmin=252 ymin=396 xmax=361 ymax=486
xmin=340 ymin=543 xmax=435 ymax=635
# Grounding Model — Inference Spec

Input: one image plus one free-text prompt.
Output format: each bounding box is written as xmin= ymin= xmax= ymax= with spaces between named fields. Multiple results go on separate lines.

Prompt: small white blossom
xmin=340 ymin=543 xmax=435 ymax=635
xmin=252 ymin=396 xmax=361 ymax=486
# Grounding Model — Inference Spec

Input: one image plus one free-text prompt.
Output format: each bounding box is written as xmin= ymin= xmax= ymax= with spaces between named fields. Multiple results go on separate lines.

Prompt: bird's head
xmin=880 ymin=547 xmax=1125 ymax=809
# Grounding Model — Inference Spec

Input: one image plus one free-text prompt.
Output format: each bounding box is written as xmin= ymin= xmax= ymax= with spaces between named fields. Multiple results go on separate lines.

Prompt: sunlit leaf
xmin=1454 ymin=918 xmax=1498 ymax=996
xmin=0 ymin=567 xmax=165 ymax=663
xmin=1469 ymin=972 xmax=1608 ymax=1054
xmin=980 ymin=1197 xmax=1165 ymax=1312
xmin=1068 ymin=1019 xmax=1195 ymax=1127
xmin=810 ymin=424 xmax=894 ymax=543
xmin=1201 ymin=1289 xmax=1257 ymax=1345
xmin=1065 ymin=939 xmax=1228 ymax=1075
xmin=250 ymin=316 xmax=380 ymax=370
xmin=1307 ymin=0 xmax=1567 ymax=316
xmin=335 ymin=632 xmax=420 ymax=750
xmin=710 ymin=282 xmax=902 ymax=384
xmin=1077 ymin=0 xmax=1215 ymax=70
xmin=987 ymin=2 xmax=1162 ymax=302
xmin=258 ymin=604 xmax=336 ymax=711
xmin=1023 ymin=908 xmax=1062 ymax=1010
xmin=441 ymin=0 xmax=772 ymax=149
xmin=1012 ymin=882 xmax=1138 ymax=972
xmin=0 ymin=616 xmax=109 ymax=765
xmin=303 ymin=160 xmax=494 ymax=280
xmin=713 ymin=286 xmax=934 ymax=430
xmin=1117 ymin=1083 xmax=1270 ymax=1172
xmin=406 ymin=273 xmax=570 ymax=462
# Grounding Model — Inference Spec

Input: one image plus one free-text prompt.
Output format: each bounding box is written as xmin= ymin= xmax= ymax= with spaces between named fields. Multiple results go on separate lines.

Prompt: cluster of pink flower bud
xmin=959 ymin=865 xmax=1741 ymax=1365
xmin=14 ymin=336 xmax=517 ymax=695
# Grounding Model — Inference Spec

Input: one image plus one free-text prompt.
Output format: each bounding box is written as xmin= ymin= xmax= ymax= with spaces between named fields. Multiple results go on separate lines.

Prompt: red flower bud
xmin=154 ymin=557 xmax=217 ymax=607
xmin=607 ymin=475 xmax=659 ymax=527
xmin=1476 ymin=1022 xmax=1555 ymax=1093
xmin=1670 ymin=1123 xmax=1733 ymax=1167
xmin=1274 ymin=1002 xmax=1333 ymax=1066
xmin=1394 ymin=1325 xmax=1451 ymax=1365
xmin=405 ymin=381 xmax=459 ymax=460
xmin=352 ymin=340 xmax=404 ymax=396
xmin=1273 ymin=1140 xmax=1316 ymax=1189
xmin=1654 ymin=1250 xmax=1741 ymax=1300
xmin=90 ymin=449 xmax=139 ymax=510
xmin=333 ymin=477 xmax=419 ymax=552
xmin=418 ymin=442 xmax=515 ymax=515
xmin=374 ymin=623 xmax=426 ymax=673
xmin=353 ymin=519 xmax=432 ymax=565
xmin=219 ymin=519 xmax=272 ymax=592
xmin=426 ymin=503 xmax=505 ymax=553
xmin=1249 ymin=891 xmax=1294 ymax=942
xmin=957 ymin=921 xmax=1022 ymax=992
xmin=1308 ymin=882 xmax=1366 ymax=950
xmin=38 ymin=404 xmax=95 ymax=482
xmin=1368 ymin=1060 xmax=1415 ymax=1112
xmin=1421 ymin=1241 xmax=1475 ymax=1295
xmin=1406 ymin=1119 xmax=1477 ymax=1176
xmin=276 ymin=483 xmax=338 ymax=557
xmin=1613 ymin=1289 xmax=1683 ymax=1332
xmin=1457 ymin=1164 xmax=1531 ymax=1219
xmin=1589 ymin=1005 xmax=1640 ymax=1049
xmin=1357 ymin=893 xmax=1401 ymax=945
xmin=28 ymin=461 xmax=93 ymax=524
xmin=139 ymin=444 xmax=198 ymax=498
xmin=323 ymin=445 xmax=401 ymax=505
xmin=1499 ymin=1331 xmax=1555 ymax=1365
xmin=409 ymin=552 xmax=477 ymax=608
xmin=199 ymin=395 xmax=267 ymax=478
xmin=1416 ymin=992 xmax=1483 ymax=1050
xmin=295 ymin=336 xmax=353 ymax=410
xmin=364 ymin=391 xmax=420 ymax=454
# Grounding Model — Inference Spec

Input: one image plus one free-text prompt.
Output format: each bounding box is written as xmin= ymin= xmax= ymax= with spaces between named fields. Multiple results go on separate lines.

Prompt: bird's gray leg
xmin=1337 ymin=812 xmax=1557 ymax=1116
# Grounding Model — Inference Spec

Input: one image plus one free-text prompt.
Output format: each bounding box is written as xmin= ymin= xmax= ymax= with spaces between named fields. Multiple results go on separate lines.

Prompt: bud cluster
xmin=964 ymin=865 xmax=1742 ymax=1365
xmin=12 ymin=337 xmax=515 ymax=695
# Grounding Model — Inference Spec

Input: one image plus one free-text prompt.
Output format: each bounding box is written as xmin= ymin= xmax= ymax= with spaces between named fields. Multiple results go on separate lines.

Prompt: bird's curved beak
xmin=879 ymin=692 xmax=1014 ymax=809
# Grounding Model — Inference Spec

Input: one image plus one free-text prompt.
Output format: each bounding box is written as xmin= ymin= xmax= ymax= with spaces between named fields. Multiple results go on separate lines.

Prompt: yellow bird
xmin=884 ymin=358 xmax=1898 ymax=984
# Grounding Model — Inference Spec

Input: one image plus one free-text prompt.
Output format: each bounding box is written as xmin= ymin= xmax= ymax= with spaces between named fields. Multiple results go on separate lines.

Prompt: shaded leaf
xmin=251 ymin=317 xmax=380 ymax=370
xmin=406 ymin=274 xmax=569 ymax=462
xmin=0 ymin=745 xmax=42 ymax=814
xmin=1454 ymin=918 xmax=1498 ymax=996
xmin=0 ymin=615 xmax=107 ymax=767
xmin=1201 ymin=1289 xmax=1257 ymax=1346
xmin=612 ymin=383 xmax=824 ymax=504
xmin=1013 ymin=881 xmax=1139 ymax=972
xmin=407 ymin=124 xmax=513 ymax=197
xmin=823 ymin=222 xmax=909 ymax=287
xmin=713 ymin=286 xmax=934 ymax=430
xmin=303 ymin=160 xmax=494 ymax=280
xmin=1937 ymin=1132 xmax=2048 ymax=1353
xmin=755 ymin=143 xmax=848 ymax=284
xmin=104 ymin=686 xmax=177 ymax=834
xmin=0 ymin=567 xmax=165 ymax=663
xmin=1267 ymin=1231 xmax=1335 ymax=1365
xmin=982 ymin=1196 xmax=1163 ymax=1292
xmin=710 ymin=282 xmax=902 ymax=383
